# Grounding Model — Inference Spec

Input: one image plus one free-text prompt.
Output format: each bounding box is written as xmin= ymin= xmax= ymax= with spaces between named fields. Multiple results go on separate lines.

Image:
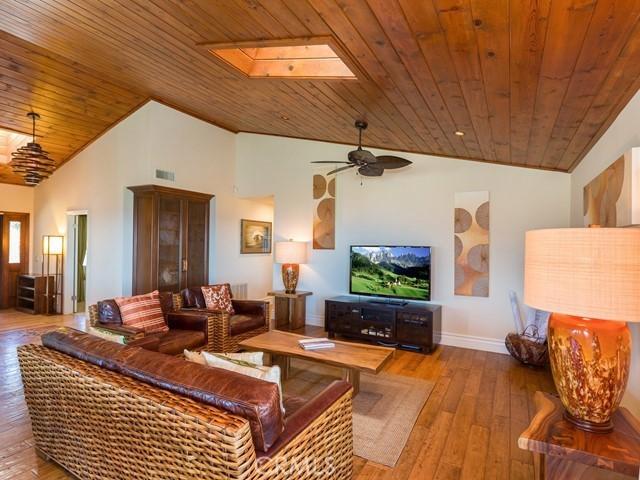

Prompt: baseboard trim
xmin=439 ymin=331 xmax=508 ymax=355
xmin=306 ymin=314 xmax=324 ymax=327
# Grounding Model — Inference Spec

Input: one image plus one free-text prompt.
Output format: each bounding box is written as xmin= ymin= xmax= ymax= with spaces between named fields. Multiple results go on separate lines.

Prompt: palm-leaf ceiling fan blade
xmin=348 ymin=149 xmax=377 ymax=164
xmin=311 ymin=161 xmax=351 ymax=164
xmin=328 ymin=165 xmax=356 ymax=175
xmin=358 ymin=165 xmax=384 ymax=177
xmin=376 ymin=156 xmax=412 ymax=169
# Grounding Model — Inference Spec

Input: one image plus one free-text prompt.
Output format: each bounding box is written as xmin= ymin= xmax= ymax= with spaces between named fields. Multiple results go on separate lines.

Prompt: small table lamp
xmin=524 ymin=228 xmax=640 ymax=433
xmin=275 ymin=240 xmax=308 ymax=294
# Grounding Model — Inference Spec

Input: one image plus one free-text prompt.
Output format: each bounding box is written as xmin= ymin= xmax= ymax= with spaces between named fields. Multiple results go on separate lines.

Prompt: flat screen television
xmin=350 ymin=245 xmax=431 ymax=301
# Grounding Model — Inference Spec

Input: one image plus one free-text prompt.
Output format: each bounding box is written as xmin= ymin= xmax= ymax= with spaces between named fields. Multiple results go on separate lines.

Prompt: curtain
xmin=76 ymin=215 xmax=87 ymax=303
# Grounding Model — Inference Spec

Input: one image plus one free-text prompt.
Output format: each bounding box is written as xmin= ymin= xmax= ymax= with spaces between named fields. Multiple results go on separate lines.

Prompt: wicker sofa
xmin=19 ymin=328 xmax=353 ymax=480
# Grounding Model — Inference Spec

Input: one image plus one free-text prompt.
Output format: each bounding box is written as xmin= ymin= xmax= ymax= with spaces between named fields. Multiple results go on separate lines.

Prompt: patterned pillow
xmin=184 ymin=350 xmax=264 ymax=366
xmin=114 ymin=290 xmax=168 ymax=334
xmin=87 ymin=326 xmax=126 ymax=344
xmin=201 ymin=351 xmax=284 ymax=413
xmin=201 ymin=284 xmax=235 ymax=315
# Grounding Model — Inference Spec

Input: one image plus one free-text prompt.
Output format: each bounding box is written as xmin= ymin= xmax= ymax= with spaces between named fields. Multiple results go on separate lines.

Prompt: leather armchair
xmin=173 ymin=286 xmax=270 ymax=352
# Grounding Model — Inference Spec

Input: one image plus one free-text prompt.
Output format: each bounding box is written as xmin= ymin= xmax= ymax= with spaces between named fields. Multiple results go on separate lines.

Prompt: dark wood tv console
xmin=325 ymin=296 xmax=441 ymax=353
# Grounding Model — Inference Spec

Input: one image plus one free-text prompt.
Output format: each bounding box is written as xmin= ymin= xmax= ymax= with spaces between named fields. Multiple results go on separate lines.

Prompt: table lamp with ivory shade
xmin=275 ymin=240 xmax=308 ymax=294
xmin=524 ymin=227 xmax=640 ymax=433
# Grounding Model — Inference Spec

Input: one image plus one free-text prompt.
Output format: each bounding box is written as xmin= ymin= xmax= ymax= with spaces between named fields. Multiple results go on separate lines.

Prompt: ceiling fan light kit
xmin=311 ymin=120 xmax=412 ymax=177
xmin=10 ymin=112 xmax=55 ymax=186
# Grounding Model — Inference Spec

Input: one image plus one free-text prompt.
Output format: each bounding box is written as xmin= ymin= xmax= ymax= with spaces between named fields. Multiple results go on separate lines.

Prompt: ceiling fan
xmin=311 ymin=120 xmax=412 ymax=176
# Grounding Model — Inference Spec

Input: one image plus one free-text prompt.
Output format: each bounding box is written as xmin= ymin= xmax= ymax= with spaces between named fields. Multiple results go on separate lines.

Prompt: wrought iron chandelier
xmin=10 ymin=112 xmax=56 ymax=186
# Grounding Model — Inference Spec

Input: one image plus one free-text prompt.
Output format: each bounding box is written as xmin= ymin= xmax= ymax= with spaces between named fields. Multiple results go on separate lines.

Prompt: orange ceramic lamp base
xmin=281 ymin=263 xmax=300 ymax=294
xmin=548 ymin=313 xmax=631 ymax=433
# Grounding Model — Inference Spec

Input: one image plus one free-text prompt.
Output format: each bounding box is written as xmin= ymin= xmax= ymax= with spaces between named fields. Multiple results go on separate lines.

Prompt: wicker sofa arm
xmin=88 ymin=304 xmax=144 ymax=339
xmin=261 ymin=381 xmax=352 ymax=459
xmin=256 ymin=382 xmax=353 ymax=478
xmin=95 ymin=323 xmax=145 ymax=339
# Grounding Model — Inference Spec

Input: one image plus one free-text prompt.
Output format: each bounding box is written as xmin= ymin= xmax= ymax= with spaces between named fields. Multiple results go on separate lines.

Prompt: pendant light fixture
xmin=10 ymin=112 xmax=56 ymax=186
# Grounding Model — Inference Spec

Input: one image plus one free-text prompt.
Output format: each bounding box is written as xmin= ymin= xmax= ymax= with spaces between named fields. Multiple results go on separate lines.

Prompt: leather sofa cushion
xmin=42 ymin=328 xmax=284 ymax=452
xmin=181 ymin=287 xmax=207 ymax=309
xmin=233 ymin=299 xmax=268 ymax=317
xmin=97 ymin=299 xmax=122 ymax=325
xmin=157 ymin=330 xmax=205 ymax=355
xmin=166 ymin=312 xmax=210 ymax=343
xmin=230 ymin=314 xmax=265 ymax=336
xmin=127 ymin=330 xmax=205 ymax=355
xmin=127 ymin=334 xmax=161 ymax=351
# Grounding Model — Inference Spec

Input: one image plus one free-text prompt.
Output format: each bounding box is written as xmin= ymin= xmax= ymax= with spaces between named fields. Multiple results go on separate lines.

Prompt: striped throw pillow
xmin=115 ymin=290 xmax=168 ymax=334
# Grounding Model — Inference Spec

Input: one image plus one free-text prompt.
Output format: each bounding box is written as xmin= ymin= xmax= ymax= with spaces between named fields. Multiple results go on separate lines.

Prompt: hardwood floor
xmin=0 ymin=310 xmax=555 ymax=479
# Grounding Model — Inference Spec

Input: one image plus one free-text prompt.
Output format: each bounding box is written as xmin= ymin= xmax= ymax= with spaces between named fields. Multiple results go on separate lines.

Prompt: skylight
xmin=0 ymin=128 xmax=30 ymax=165
xmin=205 ymin=38 xmax=357 ymax=80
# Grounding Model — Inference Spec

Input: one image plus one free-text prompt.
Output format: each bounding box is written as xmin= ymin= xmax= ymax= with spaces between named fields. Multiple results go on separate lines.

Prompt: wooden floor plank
xmin=0 ymin=310 xmax=555 ymax=480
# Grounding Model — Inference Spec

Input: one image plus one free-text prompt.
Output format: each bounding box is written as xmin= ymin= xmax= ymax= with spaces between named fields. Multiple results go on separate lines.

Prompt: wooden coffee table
xmin=239 ymin=330 xmax=394 ymax=395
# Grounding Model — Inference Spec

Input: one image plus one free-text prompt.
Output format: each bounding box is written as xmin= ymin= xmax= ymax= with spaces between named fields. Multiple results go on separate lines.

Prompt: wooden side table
xmin=519 ymin=391 xmax=640 ymax=479
xmin=267 ymin=290 xmax=312 ymax=331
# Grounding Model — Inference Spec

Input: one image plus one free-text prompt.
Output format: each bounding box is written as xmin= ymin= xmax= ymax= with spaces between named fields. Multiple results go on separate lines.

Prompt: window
xmin=8 ymin=221 xmax=21 ymax=264
xmin=205 ymin=37 xmax=357 ymax=80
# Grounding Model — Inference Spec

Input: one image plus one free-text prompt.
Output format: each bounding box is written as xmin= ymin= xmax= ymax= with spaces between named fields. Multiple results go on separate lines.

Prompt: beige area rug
xmin=284 ymin=359 xmax=434 ymax=467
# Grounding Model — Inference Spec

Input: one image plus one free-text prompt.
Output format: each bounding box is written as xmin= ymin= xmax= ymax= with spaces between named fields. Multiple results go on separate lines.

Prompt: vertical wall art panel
xmin=454 ymin=191 xmax=490 ymax=297
xmin=313 ymin=171 xmax=336 ymax=249
xmin=583 ymin=149 xmax=640 ymax=227
xmin=583 ymin=155 xmax=625 ymax=227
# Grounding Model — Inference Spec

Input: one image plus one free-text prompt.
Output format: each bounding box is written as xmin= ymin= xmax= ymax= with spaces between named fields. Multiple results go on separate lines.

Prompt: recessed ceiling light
xmin=454 ymin=130 xmax=465 ymax=136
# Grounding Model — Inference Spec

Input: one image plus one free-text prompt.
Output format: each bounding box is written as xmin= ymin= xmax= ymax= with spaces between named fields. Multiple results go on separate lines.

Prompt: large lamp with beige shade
xmin=524 ymin=228 xmax=640 ymax=433
xmin=275 ymin=240 xmax=308 ymax=294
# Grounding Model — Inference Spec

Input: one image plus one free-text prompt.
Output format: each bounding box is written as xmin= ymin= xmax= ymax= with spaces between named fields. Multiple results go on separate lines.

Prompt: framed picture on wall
xmin=240 ymin=219 xmax=272 ymax=254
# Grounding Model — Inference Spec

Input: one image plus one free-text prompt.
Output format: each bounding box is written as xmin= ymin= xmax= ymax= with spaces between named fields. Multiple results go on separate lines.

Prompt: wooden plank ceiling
xmin=1 ymin=0 xmax=640 ymax=185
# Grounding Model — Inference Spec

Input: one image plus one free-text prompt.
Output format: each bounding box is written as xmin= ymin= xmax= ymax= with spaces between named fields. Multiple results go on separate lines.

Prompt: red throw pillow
xmin=115 ymin=290 xmax=168 ymax=334
xmin=201 ymin=284 xmax=235 ymax=315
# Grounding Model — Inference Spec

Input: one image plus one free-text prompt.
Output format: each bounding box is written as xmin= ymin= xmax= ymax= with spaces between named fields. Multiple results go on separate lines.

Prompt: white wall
xmin=0 ymin=183 xmax=34 ymax=271
xmin=32 ymin=101 xmax=273 ymax=312
xmin=570 ymin=90 xmax=640 ymax=416
xmin=236 ymin=133 xmax=571 ymax=352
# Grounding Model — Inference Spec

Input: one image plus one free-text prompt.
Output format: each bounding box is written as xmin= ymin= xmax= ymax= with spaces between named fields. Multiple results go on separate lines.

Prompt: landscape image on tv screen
xmin=350 ymin=246 xmax=431 ymax=300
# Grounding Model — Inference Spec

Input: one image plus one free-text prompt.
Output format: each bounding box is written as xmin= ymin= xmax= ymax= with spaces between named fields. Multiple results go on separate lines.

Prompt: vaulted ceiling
xmin=1 ymin=0 xmax=640 ymax=185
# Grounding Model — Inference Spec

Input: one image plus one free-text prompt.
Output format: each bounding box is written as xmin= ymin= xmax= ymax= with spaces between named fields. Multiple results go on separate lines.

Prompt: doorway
xmin=0 ymin=212 xmax=30 ymax=309
xmin=69 ymin=213 xmax=87 ymax=313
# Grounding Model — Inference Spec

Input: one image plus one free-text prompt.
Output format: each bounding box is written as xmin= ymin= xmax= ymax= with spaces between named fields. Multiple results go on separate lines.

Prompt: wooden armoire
xmin=129 ymin=185 xmax=213 ymax=295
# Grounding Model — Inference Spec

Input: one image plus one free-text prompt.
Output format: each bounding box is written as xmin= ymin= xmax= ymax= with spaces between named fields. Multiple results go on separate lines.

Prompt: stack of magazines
xmin=298 ymin=337 xmax=335 ymax=350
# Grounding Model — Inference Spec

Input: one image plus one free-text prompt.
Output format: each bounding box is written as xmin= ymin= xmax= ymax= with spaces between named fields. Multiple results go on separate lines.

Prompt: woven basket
xmin=505 ymin=331 xmax=548 ymax=367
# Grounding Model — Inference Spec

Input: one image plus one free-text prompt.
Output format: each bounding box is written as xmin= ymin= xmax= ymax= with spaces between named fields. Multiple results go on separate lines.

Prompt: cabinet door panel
xmin=157 ymin=196 xmax=182 ymax=292
xmin=133 ymin=195 xmax=154 ymax=294
xmin=185 ymin=200 xmax=208 ymax=288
